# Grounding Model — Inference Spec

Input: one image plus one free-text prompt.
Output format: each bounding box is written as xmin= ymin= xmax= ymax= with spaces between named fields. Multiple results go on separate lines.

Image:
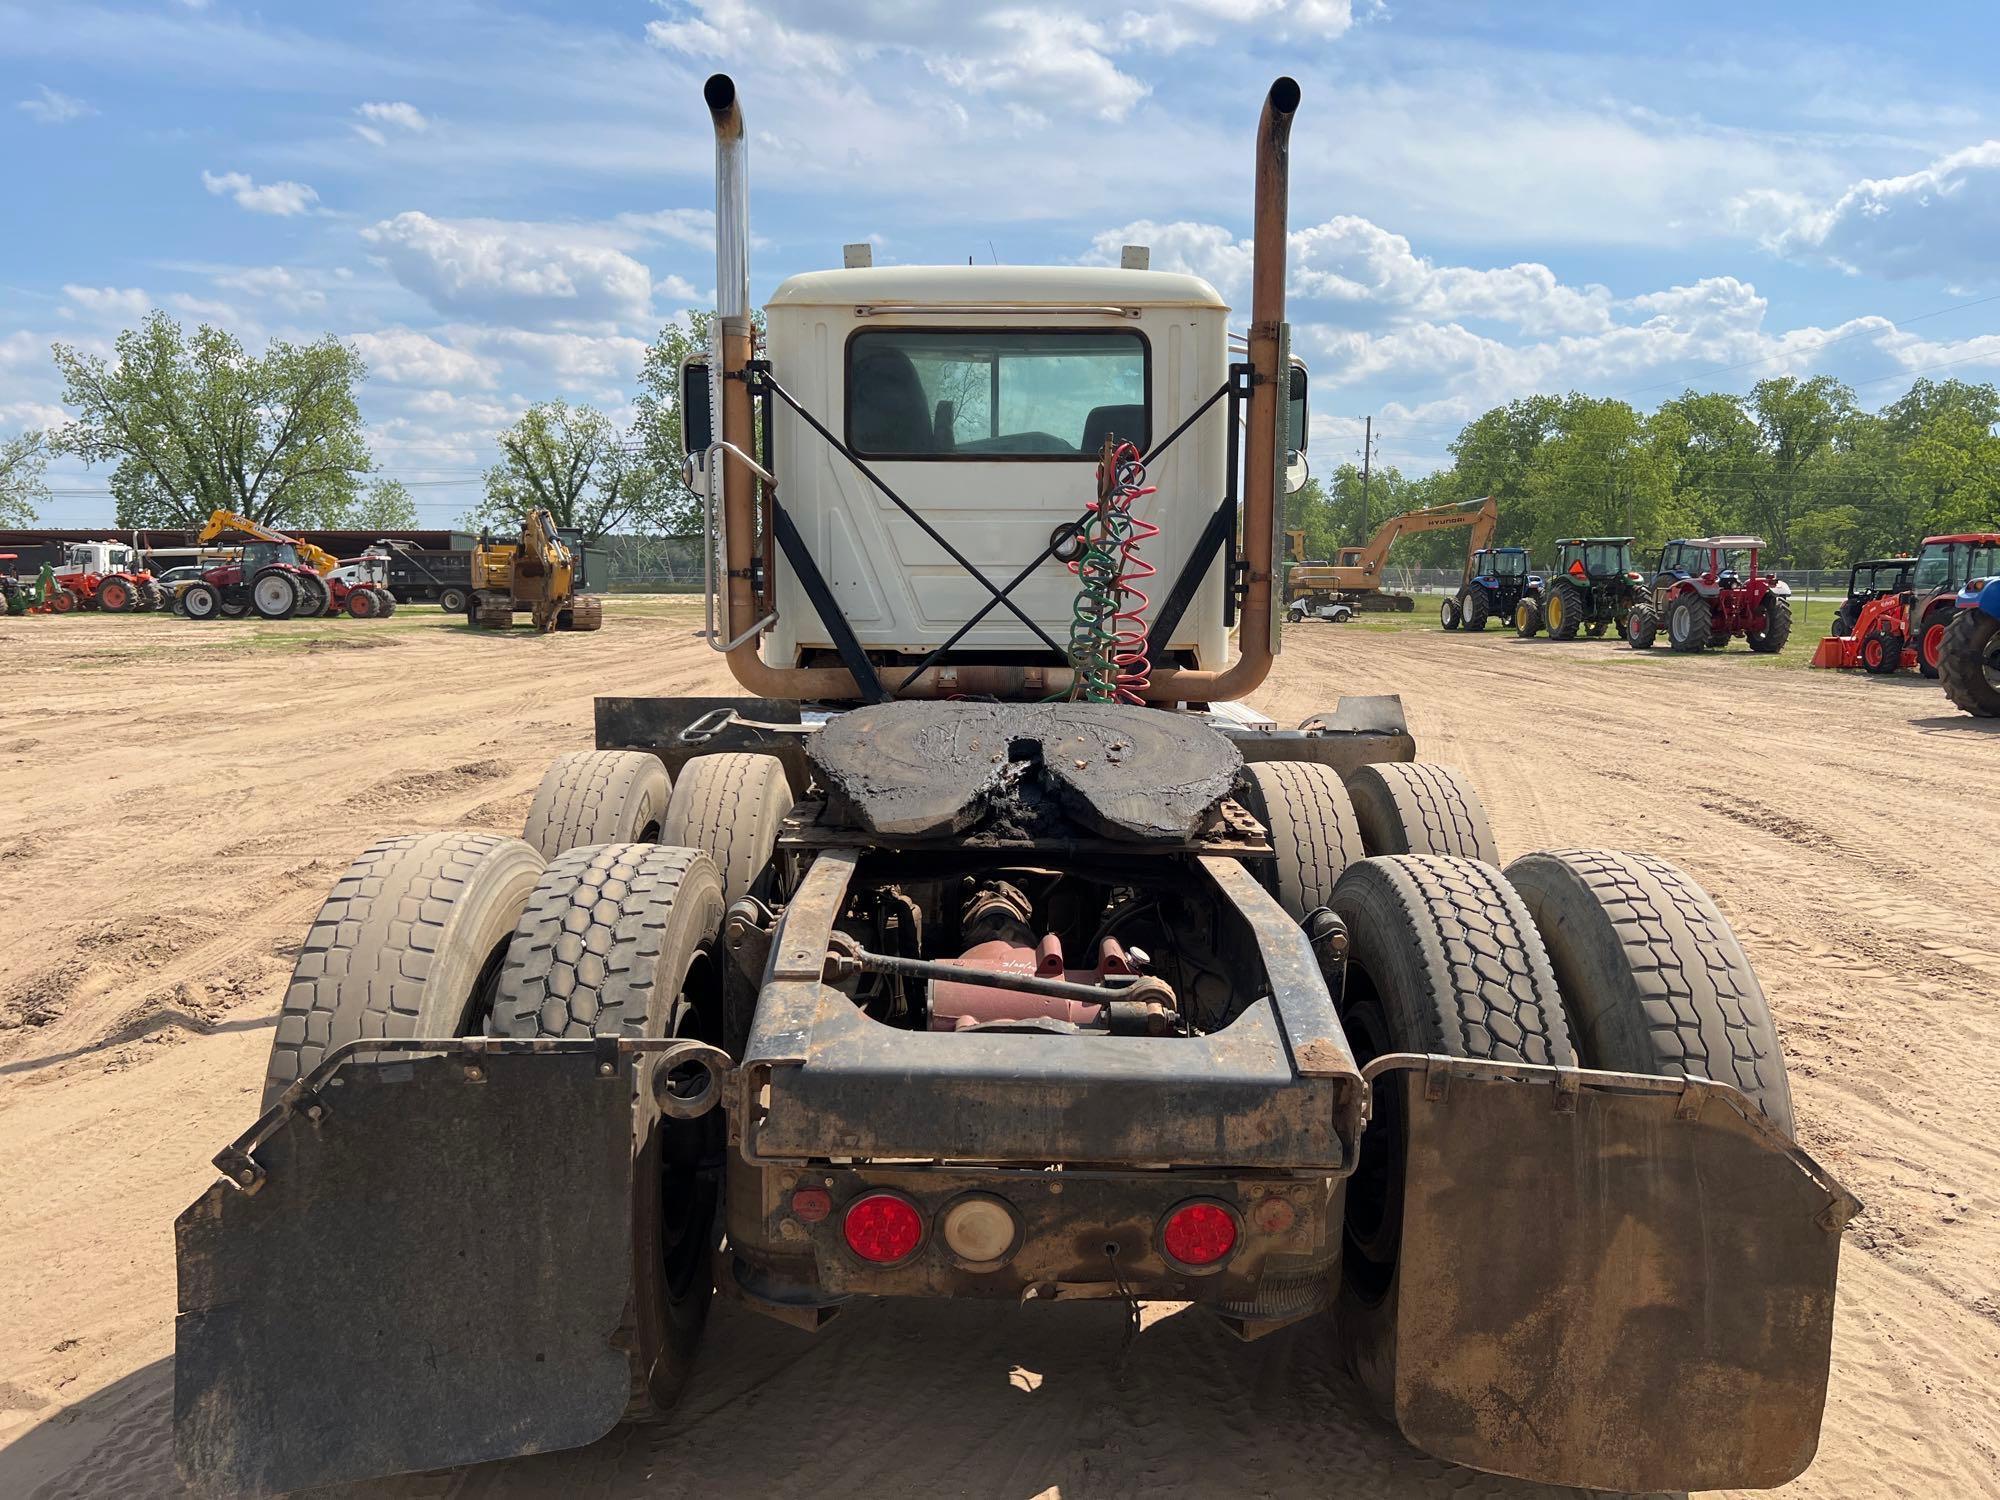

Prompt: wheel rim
xmin=254 ymin=574 xmax=295 ymax=614
xmin=1864 ymin=639 xmax=1882 ymax=669
xmin=1925 ymin=623 xmax=1946 ymax=668
xmin=103 ymin=583 xmax=126 ymax=608
xmin=1983 ymin=633 xmax=2000 ymax=691
xmin=186 ymin=589 xmax=215 ymax=618
xmin=1548 ymin=597 xmax=1564 ymax=632
xmin=1670 ymin=606 xmax=1689 ymax=642
xmin=1338 ymin=992 xmax=1403 ymax=1306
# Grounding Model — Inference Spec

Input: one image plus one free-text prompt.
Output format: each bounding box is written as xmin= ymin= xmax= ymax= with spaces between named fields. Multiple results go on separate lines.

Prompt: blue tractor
xmin=1440 ymin=546 xmax=1538 ymax=632
xmin=1940 ymin=575 xmax=2000 ymax=717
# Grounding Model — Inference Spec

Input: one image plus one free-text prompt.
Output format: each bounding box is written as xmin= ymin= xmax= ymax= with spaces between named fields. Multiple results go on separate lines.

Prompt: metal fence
xmin=595 ymin=534 xmax=707 ymax=590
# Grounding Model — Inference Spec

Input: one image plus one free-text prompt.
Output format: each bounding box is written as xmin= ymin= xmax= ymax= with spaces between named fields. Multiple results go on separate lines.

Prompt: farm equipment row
xmin=1811 ymin=533 xmax=2000 ymax=680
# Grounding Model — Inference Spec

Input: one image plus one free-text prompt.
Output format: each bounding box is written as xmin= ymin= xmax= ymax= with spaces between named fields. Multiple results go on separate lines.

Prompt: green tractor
xmin=1517 ymin=537 xmax=1651 ymax=641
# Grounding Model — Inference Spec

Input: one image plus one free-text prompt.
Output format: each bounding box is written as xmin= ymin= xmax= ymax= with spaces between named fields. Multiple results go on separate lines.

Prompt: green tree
xmin=337 ymin=478 xmax=419 ymax=530
xmin=632 ymin=311 xmax=731 ymax=537
xmin=1 ymin=429 xmax=49 ymax=525
xmin=49 ymin=312 xmax=373 ymax=527
xmin=478 ymin=401 xmax=661 ymax=544
xmin=1447 ymin=395 xmax=1563 ymax=519
xmin=1745 ymin=375 xmax=1857 ymax=564
xmin=1518 ymin=395 xmax=1669 ymax=552
xmin=1646 ymin=391 xmax=1760 ymax=540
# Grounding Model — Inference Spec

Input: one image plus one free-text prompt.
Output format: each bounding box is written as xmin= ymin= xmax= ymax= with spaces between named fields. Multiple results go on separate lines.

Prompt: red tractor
xmin=51 ymin=540 xmax=165 ymax=612
xmin=1628 ymin=536 xmax=1792 ymax=655
xmin=1906 ymin=532 xmax=2000 ymax=678
xmin=179 ymin=539 xmax=326 ymax=621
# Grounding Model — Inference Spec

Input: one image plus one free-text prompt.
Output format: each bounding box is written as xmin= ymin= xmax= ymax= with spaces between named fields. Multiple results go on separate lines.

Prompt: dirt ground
xmin=1 ymin=600 xmax=1995 ymax=1500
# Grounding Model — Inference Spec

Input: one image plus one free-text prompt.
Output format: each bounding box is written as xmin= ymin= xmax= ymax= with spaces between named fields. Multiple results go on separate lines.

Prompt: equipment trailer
xmin=173 ymin=76 xmax=1856 ymax=1499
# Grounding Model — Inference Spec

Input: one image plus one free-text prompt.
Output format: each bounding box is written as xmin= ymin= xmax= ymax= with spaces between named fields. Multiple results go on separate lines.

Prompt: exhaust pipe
xmin=706 ymin=75 xmax=1299 ymax=704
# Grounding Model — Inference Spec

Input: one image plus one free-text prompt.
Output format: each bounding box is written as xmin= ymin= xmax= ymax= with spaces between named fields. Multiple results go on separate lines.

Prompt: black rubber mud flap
xmin=1370 ymin=1053 xmax=1859 ymax=1494
xmin=174 ymin=1050 xmax=637 ymax=1498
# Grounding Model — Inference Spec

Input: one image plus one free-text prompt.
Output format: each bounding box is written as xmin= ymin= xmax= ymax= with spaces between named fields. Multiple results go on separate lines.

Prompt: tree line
xmin=8 ymin=310 xmax=1994 ymax=574
xmin=1287 ymin=375 xmax=2000 ymax=572
xmin=1 ymin=309 xmax=713 ymax=540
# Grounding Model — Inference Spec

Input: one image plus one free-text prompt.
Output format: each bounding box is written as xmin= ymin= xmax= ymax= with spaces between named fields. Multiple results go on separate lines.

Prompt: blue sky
xmin=6 ymin=0 xmax=2000 ymax=526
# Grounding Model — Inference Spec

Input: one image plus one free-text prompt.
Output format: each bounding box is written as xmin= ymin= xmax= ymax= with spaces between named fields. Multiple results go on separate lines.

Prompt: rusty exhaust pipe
xmin=709 ymin=76 xmax=1298 ymax=704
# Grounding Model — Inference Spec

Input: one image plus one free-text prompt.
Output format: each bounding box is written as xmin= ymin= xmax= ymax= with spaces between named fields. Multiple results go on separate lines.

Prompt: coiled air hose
xmin=1066 ymin=441 xmax=1158 ymax=704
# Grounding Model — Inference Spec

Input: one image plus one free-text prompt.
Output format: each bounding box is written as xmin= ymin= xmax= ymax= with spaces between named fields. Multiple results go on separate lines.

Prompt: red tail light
xmin=842 ymin=1192 xmax=925 ymax=1264
xmin=1161 ymin=1201 xmax=1238 ymax=1268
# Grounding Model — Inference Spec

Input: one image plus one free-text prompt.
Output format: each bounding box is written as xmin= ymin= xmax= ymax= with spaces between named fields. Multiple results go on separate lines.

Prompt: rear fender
xmin=1367 ymin=1053 xmax=1859 ymax=1495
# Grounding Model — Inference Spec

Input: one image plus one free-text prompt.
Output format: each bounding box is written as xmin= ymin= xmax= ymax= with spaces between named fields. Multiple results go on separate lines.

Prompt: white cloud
xmin=616 ymin=208 xmax=717 ymax=252
xmin=0 ymin=400 xmax=71 ymax=432
xmin=456 ymin=327 xmax=651 ymax=387
xmin=62 ymin=285 xmax=151 ymax=318
xmin=201 ymin=169 xmax=320 ymax=216
xmin=17 ymin=85 xmax=94 ymax=125
xmin=213 ymin=265 xmax=329 ymax=311
xmin=353 ymin=100 xmax=429 ymax=146
xmin=165 ymin=293 xmax=242 ymax=323
xmin=347 ymin=329 xmax=499 ymax=389
xmin=930 ymin=12 xmax=1148 ymax=122
xmin=360 ymin=211 xmax=661 ymax=328
xmin=1733 ymin=140 xmax=2000 ymax=284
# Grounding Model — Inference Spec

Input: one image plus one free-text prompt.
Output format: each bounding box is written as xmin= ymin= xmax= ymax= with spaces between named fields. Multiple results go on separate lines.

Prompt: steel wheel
xmin=252 ymin=570 xmax=299 ymax=619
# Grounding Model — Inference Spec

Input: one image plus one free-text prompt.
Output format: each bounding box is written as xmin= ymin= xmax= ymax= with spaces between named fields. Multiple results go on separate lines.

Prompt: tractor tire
xmin=488 ymin=843 xmax=728 ymax=1421
xmin=181 ymin=583 xmax=221 ymax=620
xmin=1506 ymin=849 xmax=1794 ymax=1136
xmin=261 ymin=832 xmax=544 ymax=1111
xmin=1829 ymin=602 xmax=1859 ymax=640
xmin=1666 ymin=595 xmax=1712 ymax=653
xmin=1514 ymin=598 xmax=1541 ymax=637
xmin=1917 ymin=609 xmax=1952 ymax=680
xmin=1940 ymin=606 xmax=2000 ymax=717
xmin=1861 ymin=628 xmax=1904 ymax=675
xmin=375 ymin=589 xmax=397 ymax=617
xmin=296 ymin=573 xmax=331 ymax=617
xmin=1545 ymin=578 xmax=1584 ymax=640
xmin=438 ymin=586 xmax=469 ymax=614
xmin=1331 ymin=855 xmax=1575 ymax=1409
xmin=98 ymin=578 xmax=135 ymax=612
xmin=1462 ymin=589 xmax=1490 ymax=632
xmin=1239 ymin=761 xmax=1363 ymax=921
xmin=1345 ymin=762 xmax=1498 ymax=865
xmin=661 ymin=752 xmax=792 ymax=904
xmin=251 ymin=567 xmax=300 ymax=620
xmin=345 ymin=586 xmax=380 ymax=619
xmin=50 ymin=587 xmax=79 ymax=614
xmin=219 ymin=598 xmax=249 ymax=618
xmin=142 ymin=579 xmax=165 ymax=610
xmin=1625 ymin=602 xmax=1659 ymax=649
xmin=1438 ymin=597 xmax=1460 ymax=631
xmin=1747 ymin=593 xmax=1792 ymax=654
xmin=524 ymin=749 xmax=673 ymax=860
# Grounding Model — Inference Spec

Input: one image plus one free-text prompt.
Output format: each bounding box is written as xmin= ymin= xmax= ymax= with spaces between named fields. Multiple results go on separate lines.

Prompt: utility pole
xmin=1358 ymin=415 xmax=1374 ymax=545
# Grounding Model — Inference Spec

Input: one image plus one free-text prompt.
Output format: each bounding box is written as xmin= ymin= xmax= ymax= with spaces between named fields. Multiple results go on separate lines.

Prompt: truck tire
xmin=1506 ymin=849 xmax=1794 ymax=1137
xmin=1940 ymin=605 xmax=2000 ymax=717
xmin=1626 ymin=602 xmax=1659 ymax=649
xmin=1462 ymin=589 xmax=1490 ymax=632
xmin=524 ymin=749 xmax=673 ymax=860
xmin=1239 ymin=761 xmax=1362 ymax=921
xmin=1438 ymin=597 xmax=1460 ymax=631
xmin=1331 ymin=855 xmax=1575 ymax=1409
xmin=261 ymin=832 xmax=544 ymax=1111
xmin=1346 ymin=763 xmax=1498 ymax=865
xmin=1747 ymin=592 xmax=1792 ymax=654
xmin=1545 ymin=578 xmax=1584 ymax=640
xmin=661 ymin=752 xmax=792 ymax=904
xmin=488 ymin=843 xmax=728 ymax=1421
xmin=438 ymin=586 xmax=468 ymax=614
xmin=1667 ymin=595 xmax=1712 ymax=653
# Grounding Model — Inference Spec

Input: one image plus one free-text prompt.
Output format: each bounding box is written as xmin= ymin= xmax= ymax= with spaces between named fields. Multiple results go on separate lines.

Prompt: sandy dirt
xmin=1 ymin=602 xmax=1995 ymax=1500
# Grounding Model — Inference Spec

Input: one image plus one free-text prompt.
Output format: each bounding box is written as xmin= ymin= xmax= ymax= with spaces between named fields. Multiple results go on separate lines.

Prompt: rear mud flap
xmin=174 ymin=1048 xmax=638 ymax=1498
xmin=1370 ymin=1054 xmax=1859 ymax=1495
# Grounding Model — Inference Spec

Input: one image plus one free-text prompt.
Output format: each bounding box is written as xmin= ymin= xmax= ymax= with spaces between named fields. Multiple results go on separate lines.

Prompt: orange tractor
xmin=1811 ymin=557 xmax=1918 ymax=673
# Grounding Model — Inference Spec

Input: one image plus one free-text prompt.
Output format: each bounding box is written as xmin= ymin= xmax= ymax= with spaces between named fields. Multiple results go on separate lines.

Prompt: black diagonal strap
xmin=1145 ymin=491 xmax=1237 ymax=662
xmin=770 ymin=501 xmax=888 ymax=703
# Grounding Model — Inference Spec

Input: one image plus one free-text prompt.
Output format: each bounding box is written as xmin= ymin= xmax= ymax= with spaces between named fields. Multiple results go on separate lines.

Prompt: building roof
xmin=0 ymin=527 xmax=473 ymax=553
xmin=1671 ymin=536 xmax=1767 ymax=548
xmin=767 ymin=264 xmax=1228 ymax=311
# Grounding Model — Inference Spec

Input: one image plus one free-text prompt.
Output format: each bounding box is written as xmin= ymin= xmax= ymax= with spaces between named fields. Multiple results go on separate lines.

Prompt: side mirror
xmin=1283 ymin=363 xmax=1310 ymax=494
xmin=681 ymin=358 xmax=713 ymax=456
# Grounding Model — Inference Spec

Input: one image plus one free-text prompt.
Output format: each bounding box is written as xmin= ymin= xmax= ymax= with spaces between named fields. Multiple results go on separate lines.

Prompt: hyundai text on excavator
xmin=466 ymin=504 xmax=604 ymax=631
xmin=173 ymin=77 xmax=1856 ymax=1499
xmin=1287 ymin=494 xmax=1496 ymax=614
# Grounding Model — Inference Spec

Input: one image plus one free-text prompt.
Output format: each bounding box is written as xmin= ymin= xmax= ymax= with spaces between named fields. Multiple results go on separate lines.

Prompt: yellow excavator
xmin=1286 ymin=494 xmax=1497 ymax=612
xmin=468 ymin=507 xmax=604 ymax=632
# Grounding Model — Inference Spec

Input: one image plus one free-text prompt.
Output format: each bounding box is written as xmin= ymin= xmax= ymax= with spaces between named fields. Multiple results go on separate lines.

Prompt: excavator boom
xmin=1286 ymin=496 xmax=1498 ymax=610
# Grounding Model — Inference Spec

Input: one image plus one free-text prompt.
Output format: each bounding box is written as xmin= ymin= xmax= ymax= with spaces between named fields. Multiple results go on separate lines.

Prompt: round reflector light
xmin=1162 ymin=1201 xmax=1238 ymax=1267
xmin=842 ymin=1192 xmax=924 ymax=1264
xmin=941 ymin=1195 xmax=1018 ymax=1265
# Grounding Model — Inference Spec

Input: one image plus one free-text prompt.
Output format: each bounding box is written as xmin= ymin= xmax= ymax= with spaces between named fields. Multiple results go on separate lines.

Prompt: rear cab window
xmin=846 ymin=329 xmax=1149 ymax=459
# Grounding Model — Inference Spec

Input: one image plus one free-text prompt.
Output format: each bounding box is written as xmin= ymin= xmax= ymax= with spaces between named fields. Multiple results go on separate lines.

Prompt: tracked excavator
xmin=1286 ymin=495 xmax=1497 ymax=613
xmin=467 ymin=506 xmax=604 ymax=631
xmin=171 ymin=75 xmax=1855 ymax=1500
